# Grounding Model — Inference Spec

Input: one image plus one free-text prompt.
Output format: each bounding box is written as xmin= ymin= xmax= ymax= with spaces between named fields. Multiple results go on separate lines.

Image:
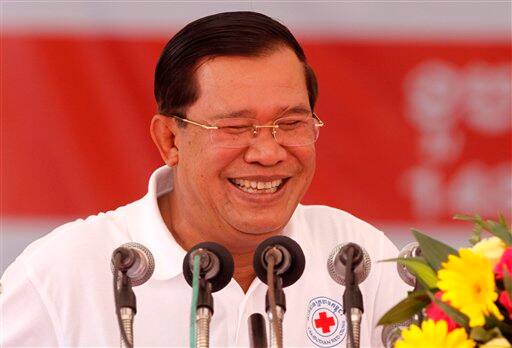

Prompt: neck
xmin=232 ymin=252 xmax=258 ymax=293
xmin=158 ymin=191 xmax=268 ymax=293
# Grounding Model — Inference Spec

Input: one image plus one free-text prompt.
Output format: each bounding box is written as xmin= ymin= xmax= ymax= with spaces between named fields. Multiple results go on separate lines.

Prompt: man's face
xmin=172 ymin=47 xmax=316 ymax=239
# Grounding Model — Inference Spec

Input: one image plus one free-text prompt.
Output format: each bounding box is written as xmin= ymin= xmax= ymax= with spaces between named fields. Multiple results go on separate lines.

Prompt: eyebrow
xmin=209 ymin=104 xmax=312 ymax=120
xmin=280 ymin=105 xmax=312 ymax=116
xmin=210 ymin=109 xmax=255 ymax=120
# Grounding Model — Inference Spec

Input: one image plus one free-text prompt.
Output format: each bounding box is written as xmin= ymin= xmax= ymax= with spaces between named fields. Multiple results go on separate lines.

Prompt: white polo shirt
xmin=1 ymin=166 xmax=409 ymax=347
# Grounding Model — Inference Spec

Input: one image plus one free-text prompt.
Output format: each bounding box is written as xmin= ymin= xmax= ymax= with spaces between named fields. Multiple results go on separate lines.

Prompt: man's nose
xmin=243 ymin=128 xmax=287 ymax=166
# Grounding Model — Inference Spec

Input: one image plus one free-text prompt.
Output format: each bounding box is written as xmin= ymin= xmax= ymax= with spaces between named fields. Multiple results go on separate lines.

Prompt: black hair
xmin=154 ymin=11 xmax=318 ymax=117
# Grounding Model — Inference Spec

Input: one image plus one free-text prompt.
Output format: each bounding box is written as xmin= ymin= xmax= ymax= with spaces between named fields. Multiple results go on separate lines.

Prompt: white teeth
xmin=230 ymin=178 xmax=284 ymax=193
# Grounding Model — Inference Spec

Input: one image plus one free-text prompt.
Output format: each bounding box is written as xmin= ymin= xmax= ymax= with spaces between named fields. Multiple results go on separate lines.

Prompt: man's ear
xmin=150 ymin=114 xmax=179 ymax=166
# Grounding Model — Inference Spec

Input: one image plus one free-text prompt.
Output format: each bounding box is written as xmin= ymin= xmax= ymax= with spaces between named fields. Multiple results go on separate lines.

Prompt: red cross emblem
xmin=314 ymin=311 xmax=336 ymax=333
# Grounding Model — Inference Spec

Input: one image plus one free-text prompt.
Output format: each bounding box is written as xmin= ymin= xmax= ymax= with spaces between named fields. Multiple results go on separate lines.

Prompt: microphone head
xmin=397 ymin=242 xmax=421 ymax=287
xmin=327 ymin=243 xmax=371 ymax=286
xmin=111 ymin=242 xmax=155 ymax=286
xmin=183 ymin=242 xmax=234 ymax=292
xmin=253 ymin=235 xmax=305 ymax=288
xmin=381 ymin=318 xmax=415 ymax=348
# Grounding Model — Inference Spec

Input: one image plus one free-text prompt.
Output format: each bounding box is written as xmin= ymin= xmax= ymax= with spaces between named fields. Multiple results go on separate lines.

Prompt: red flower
xmin=499 ymin=291 xmax=512 ymax=319
xmin=425 ymin=292 xmax=460 ymax=331
xmin=494 ymin=247 xmax=512 ymax=279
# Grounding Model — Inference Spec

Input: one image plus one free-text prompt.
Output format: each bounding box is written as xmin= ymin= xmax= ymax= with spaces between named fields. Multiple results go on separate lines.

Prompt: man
xmin=1 ymin=12 xmax=408 ymax=347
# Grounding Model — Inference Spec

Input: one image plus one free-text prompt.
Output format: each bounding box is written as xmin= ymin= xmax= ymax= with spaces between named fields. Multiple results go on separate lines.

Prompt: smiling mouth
xmin=228 ymin=178 xmax=288 ymax=194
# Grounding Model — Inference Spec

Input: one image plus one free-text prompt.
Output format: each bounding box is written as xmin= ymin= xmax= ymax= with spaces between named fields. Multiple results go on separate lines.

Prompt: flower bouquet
xmin=378 ymin=214 xmax=512 ymax=348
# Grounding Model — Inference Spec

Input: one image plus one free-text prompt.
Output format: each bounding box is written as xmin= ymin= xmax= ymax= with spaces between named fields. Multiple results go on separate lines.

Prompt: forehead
xmin=189 ymin=47 xmax=309 ymax=120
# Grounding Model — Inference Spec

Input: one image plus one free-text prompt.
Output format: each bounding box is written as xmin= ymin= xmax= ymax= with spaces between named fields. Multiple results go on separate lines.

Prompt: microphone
xmin=111 ymin=242 xmax=155 ymax=286
xmin=381 ymin=318 xmax=415 ymax=348
xmin=182 ymin=242 xmax=234 ymax=292
xmin=327 ymin=243 xmax=371 ymax=348
xmin=327 ymin=243 xmax=371 ymax=286
xmin=397 ymin=242 xmax=421 ymax=287
xmin=253 ymin=235 xmax=306 ymax=288
xmin=253 ymin=236 xmax=306 ymax=348
xmin=380 ymin=243 xmax=422 ymax=348
xmin=111 ymin=242 xmax=155 ymax=348
xmin=182 ymin=242 xmax=234 ymax=347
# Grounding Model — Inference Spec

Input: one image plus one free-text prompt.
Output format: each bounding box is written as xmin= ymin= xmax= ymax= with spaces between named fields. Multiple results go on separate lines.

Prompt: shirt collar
xmin=126 ymin=165 xmax=186 ymax=281
xmin=125 ymin=165 xmax=305 ymax=281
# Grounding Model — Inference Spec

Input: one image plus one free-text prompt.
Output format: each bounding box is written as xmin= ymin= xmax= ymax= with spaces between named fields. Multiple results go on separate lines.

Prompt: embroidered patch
xmin=306 ymin=296 xmax=347 ymax=348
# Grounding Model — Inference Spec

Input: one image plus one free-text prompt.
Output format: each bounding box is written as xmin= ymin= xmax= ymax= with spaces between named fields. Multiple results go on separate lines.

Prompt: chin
xmin=233 ymin=218 xmax=287 ymax=236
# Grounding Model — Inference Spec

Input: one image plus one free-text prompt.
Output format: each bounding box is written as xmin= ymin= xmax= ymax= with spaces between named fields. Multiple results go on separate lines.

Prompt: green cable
xmin=190 ymin=254 xmax=200 ymax=348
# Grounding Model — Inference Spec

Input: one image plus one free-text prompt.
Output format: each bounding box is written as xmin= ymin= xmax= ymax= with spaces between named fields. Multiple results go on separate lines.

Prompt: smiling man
xmin=151 ymin=39 xmax=319 ymax=292
xmin=1 ymin=12 xmax=408 ymax=347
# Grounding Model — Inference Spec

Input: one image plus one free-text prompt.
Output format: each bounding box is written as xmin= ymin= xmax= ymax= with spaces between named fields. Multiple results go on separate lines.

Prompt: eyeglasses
xmin=169 ymin=112 xmax=324 ymax=148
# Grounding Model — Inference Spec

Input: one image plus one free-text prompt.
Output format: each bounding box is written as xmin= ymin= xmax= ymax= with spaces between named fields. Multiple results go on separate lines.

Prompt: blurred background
xmin=1 ymin=1 xmax=511 ymax=273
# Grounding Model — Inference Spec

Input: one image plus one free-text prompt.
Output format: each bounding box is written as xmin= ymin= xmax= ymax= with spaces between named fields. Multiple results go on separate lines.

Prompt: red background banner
xmin=3 ymin=35 xmax=510 ymax=224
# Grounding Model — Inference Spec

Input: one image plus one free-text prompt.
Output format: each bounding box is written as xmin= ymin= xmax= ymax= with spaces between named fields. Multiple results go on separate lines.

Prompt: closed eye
xmin=277 ymin=119 xmax=307 ymax=130
xmin=219 ymin=125 xmax=253 ymax=134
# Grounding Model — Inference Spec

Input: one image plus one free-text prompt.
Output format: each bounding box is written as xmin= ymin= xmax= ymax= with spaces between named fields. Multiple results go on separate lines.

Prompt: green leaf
xmin=454 ymin=213 xmax=482 ymax=223
xmin=469 ymin=223 xmax=483 ymax=246
xmin=454 ymin=213 xmax=512 ymax=246
xmin=412 ymin=229 xmax=458 ymax=271
xmin=503 ymin=268 xmax=512 ymax=299
xmin=396 ymin=257 xmax=438 ymax=289
xmin=487 ymin=316 xmax=512 ymax=337
xmin=377 ymin=292 xmax=430 ymax=326
xmin=498 ymin=213 xmax=509 ymax=227
xmin=486 ymin=220 xmax=512 ymax=246
xmin=428 ymin=291 xmax=470 ymax=329
xmin=380 ymin=256 xmax=438 ymax=289
xmin=470 ymin=326 xmax=494 ymax=342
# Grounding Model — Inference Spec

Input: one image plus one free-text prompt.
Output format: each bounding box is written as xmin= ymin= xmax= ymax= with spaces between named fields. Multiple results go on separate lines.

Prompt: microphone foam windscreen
xmin=182 ymin=241 xmax=234 ymax=292
xmin=253 ymin=235 xmax=306 ymax=288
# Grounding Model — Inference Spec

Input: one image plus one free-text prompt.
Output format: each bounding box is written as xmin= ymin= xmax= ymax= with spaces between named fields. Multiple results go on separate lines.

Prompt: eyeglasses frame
xmin=168 ymin=112 xmax=324 ymax=140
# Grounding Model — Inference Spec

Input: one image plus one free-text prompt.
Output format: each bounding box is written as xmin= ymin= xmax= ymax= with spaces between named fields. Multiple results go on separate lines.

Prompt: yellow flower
xmin=480 ymin=337 xmax=512 ymax=348
xmin=394 ymin=319 xmax=475 ymax=348
xmin=437 ymin=248 xmax=504 ymax=327
xmin=471 ymin=237 xmax=506 ymax=267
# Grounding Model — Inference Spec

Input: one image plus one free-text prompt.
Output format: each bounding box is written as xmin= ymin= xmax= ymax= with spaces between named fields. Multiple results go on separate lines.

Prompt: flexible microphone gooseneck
xmin=183 ymin=242 xmax=234 ymax=348
xmin=253 ymin=236 xmax=306 ymax=348
xmin=111 ymin=242 xmax=155 ymax=348
xmin=327 ymin=243 xmax=371 ymax=348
